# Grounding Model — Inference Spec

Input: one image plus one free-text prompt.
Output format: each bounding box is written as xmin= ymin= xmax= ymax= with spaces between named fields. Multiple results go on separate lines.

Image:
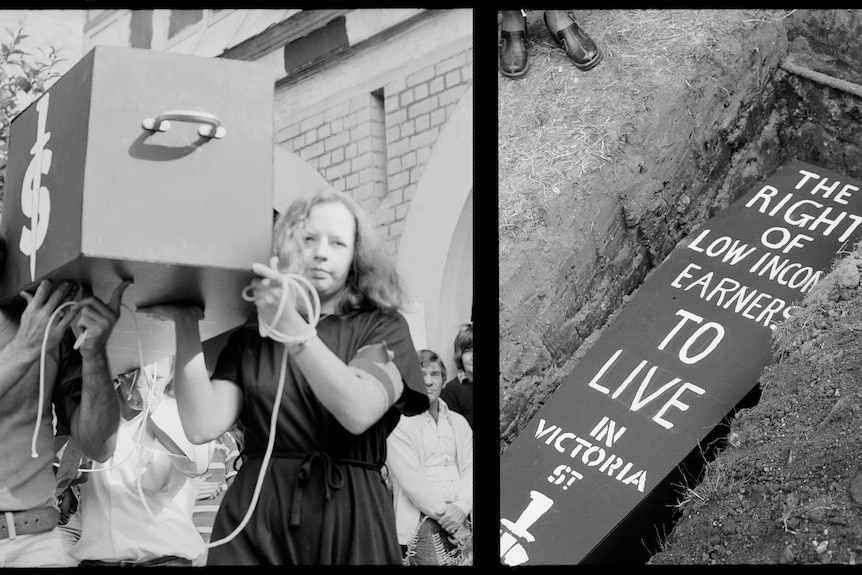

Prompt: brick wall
xmin=276 ymin=45 xmax=473 ymax=257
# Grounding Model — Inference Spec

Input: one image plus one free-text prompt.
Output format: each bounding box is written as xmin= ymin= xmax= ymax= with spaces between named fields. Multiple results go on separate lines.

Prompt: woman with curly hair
xmin=143 ymin=189 xmax=428 ymax=565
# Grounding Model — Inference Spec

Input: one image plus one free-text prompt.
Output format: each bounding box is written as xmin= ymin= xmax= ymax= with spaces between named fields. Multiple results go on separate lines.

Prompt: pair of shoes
xmin=499 ymin=28 xmax=529 ymax=78
xmin=544 ymin=13 xmax=602 ymax=71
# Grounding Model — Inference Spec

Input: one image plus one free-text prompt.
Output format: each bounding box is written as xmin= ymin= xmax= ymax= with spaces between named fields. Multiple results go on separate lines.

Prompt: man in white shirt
xmin=70 ymin=362 xmax=213 ymax=567
xmin=386 ymin=349 xmax=473 ymax=565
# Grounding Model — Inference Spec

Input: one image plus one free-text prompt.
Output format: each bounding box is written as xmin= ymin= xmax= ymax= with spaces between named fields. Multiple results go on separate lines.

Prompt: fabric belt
xmin=247 ymin=451 xmax=378 ymax=528
xmin=78 ymin=555 xmax=193 ymax=567
xmin=0 ymin=506 xmax=59 ymax=540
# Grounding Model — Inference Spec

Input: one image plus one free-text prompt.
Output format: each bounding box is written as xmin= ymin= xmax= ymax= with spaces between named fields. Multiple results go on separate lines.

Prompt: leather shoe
xmin=499 ymin=29 xmax=529 ymax=78
xmin=545 ymin=15 xmax=602 ymax=71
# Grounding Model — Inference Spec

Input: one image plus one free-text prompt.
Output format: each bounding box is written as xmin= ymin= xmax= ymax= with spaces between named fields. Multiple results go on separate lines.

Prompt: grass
xmin=672 ymin=449 xmax=740 ymax=512
xmin=498 ymin=9 xmax=797 ymax=241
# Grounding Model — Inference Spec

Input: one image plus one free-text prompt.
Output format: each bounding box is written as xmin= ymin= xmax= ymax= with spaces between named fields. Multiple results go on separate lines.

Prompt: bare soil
xmin=650 ymin=245 xmax=862 ymax=565
xmin=499 ymin=8 xmax=862 ymax=565
xmin=499 ymin=9 xmax=791 ymax=445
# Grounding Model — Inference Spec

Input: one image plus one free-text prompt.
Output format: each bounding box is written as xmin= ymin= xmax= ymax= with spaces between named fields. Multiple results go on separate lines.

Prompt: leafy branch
xmin=0 ymin=21 xmax=64 ymax=205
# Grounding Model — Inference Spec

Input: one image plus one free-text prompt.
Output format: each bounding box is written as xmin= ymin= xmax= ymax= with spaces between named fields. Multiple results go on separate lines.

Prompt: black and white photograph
xmin=499 ymin=8 xmax=862 ymax=566
xmin=0 ymin=8 xmax=473 ymax=567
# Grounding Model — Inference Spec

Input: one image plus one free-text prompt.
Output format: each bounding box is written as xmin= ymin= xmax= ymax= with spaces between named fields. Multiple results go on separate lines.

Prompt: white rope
xmin=32 ymin=301 xmax=76 ymax=458
xmin=205 ymin=257 xmax=320 ymax=549
xmin=77 ymin=304 xmax=158 ymax=474
xmin=32 ymin=298 xmax=163 ymax=501
xmin=72 ymin=313 xmax=163 ymax=524
xmin=30 ymin=259 xmax=320 ymax=543
xmin=241 ymin=257 xmax=320 ymax=343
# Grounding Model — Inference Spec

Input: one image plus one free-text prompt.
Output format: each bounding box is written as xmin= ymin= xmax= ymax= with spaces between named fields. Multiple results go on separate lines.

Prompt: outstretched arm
xmin=68 ymin=282 xmax=129 ymax=462
xmin=250 ymin=273 xmax=401 ymax=435
xmin=141 ymin=305 xmax=243 ymax=444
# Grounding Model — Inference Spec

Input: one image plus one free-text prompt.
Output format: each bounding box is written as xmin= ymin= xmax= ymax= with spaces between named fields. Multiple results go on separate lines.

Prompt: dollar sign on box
xmin=19 ymin=93 xmax=53 ymax=282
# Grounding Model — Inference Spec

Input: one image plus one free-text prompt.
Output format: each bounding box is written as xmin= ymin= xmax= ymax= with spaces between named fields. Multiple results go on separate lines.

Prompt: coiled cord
xmin=32 ymin=301 xmax=157 ymax=463
xmin=31 ymin=259 xmax=319 ymax=542
xmin=241 ymin=256 xmax=320 ymax=342
xmin=205 ymin=257 xmax=320 ymax=549
xmin=34 ymin=298 xmax=163 ymax=524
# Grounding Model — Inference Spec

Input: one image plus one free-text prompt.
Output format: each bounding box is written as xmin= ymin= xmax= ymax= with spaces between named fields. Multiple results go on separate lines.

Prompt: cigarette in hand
xmin=73 ymin=330 xmax=88 ymax=350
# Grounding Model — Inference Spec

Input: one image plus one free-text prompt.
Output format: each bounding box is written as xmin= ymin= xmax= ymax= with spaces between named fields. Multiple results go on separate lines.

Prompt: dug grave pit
xmin=499 ymin=9 xmax=862 ymax=564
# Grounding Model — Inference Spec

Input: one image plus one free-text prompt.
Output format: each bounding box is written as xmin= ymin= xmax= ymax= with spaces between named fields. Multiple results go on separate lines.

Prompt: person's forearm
xmin=387 ymin=434 xmax=448 ymax=518
xmin=290 ymin=336 xmax=388 ymax=434
xmin=405 ymin=482 xmax=448 ymax=519
xmin=392 ymin=458 xmax=448 ymax=519
xmin=0 ymin=338 xmax=40 ymax=402
xmin=74 ymin=350 xmax=120 ymax=462
xmin=172 ymin=315 xmax=237 ymax=443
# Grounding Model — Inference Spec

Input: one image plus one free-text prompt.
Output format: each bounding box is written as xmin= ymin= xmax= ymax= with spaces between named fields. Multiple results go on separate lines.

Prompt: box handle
xmin=142 ymin=110 xmax=226 ymax=139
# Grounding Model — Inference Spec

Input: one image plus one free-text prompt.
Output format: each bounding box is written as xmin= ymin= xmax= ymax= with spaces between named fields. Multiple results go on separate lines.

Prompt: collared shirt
xmin=385 ymin=400 xmax=473 ymax=544
xmin=419 ymin=403 xmax=460 ymax=503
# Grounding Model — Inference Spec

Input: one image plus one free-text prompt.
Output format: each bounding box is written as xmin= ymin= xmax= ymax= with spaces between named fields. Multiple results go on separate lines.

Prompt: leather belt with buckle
xmin=0 ymin=507 xmax=60 ymax=540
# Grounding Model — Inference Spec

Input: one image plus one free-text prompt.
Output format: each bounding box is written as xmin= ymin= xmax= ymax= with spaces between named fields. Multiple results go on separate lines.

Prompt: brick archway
xmin=396 ymin=85 xmax=472 ymax=375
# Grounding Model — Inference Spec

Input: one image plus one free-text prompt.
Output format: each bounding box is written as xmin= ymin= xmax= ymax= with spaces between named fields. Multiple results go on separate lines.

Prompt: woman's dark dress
xmin=207 ymin=309 xmax=428 ymax=565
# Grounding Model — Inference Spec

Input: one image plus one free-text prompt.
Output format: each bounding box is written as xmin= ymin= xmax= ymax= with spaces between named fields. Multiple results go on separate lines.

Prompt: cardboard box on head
xmin=0 ymin=45 xmax=274 ymax=375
